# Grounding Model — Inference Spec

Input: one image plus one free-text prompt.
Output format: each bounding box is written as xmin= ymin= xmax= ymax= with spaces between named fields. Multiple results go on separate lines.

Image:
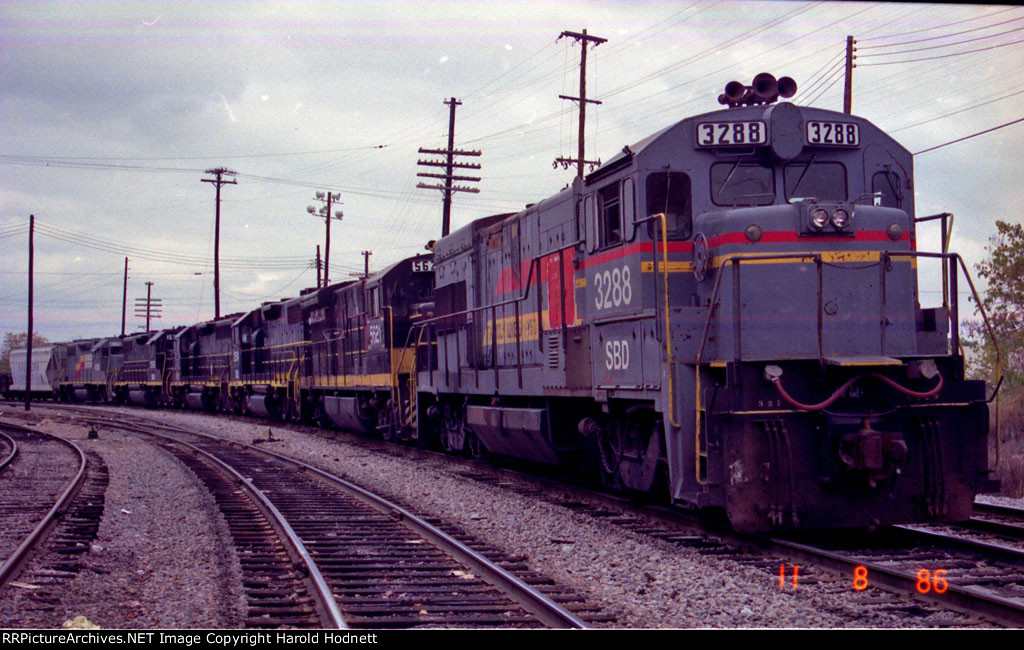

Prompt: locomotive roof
xmin=586 ymin=102 xmax=908 ymax=183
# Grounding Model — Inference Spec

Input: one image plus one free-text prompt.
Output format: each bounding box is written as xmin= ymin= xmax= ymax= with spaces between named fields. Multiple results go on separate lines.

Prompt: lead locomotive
xmin=414 ymin=73 xmax=997 ymax=530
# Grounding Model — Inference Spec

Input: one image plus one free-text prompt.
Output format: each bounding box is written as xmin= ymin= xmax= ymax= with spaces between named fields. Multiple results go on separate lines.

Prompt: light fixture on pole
xmin=307 ymin=192 xmax=343 ymax=287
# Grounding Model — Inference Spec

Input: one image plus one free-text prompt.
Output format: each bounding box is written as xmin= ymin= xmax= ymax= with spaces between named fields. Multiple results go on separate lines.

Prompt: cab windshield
xmin=784 ymin=160 xmax=847 ymax=202
xmin=710 ymin=162 xmax=774 ymax=206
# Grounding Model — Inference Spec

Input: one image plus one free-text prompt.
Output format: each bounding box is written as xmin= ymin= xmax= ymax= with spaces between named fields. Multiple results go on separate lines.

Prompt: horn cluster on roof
xmin=718 ymin=73 xmax=797 ymax=108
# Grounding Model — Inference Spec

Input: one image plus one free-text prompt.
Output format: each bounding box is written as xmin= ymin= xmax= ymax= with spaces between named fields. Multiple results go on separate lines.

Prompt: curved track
xmin=157 ymin=435 xmax=345 ymax=629
xmin=17 ymin=402 xmax=1023 ymax=627
xmin=0 ymin=431 xmax=16 ymax=471
xmin=0 ymin=423 xmax=88 ymax=591
xmin=70 ymin=413 xmax=592 ymax=629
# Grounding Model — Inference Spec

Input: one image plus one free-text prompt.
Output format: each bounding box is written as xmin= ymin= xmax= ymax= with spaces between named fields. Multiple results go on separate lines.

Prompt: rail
xmin=0 ymin=431 xmax=17 ymax=472
xmin=157 ymin=433 xmax=347 ymax=629
xmin=0 ymin=424 xmax=88 ymax=590
xmin=118 ymin=418 xmax=585 ymax=628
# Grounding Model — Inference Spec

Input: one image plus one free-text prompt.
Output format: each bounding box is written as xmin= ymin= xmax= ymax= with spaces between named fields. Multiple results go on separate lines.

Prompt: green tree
xmin=966 ymin=220 xmax=1024 ymax=388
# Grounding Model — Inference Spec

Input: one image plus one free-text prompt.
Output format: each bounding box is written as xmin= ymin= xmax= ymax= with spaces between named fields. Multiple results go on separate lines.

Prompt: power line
xmin=859 ymin=14 xmax=1024 ymax=49
xmin=890 ymin=87 xmax=1024 ymax=134
xmin=859 ymin=6 xmax=1024 ymax=41
xmin=914 ymin=116 xmax=1024 ymax=156
xmin=858 ymin=36 xmax=1024 ymax=66
xmin=858 ymin=24 xmax=1024 ymax=57
xmin=0 ymin=144 xmax=390 ymax=163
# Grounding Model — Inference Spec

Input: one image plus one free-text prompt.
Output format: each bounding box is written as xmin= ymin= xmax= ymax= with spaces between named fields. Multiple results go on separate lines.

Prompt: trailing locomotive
xmin=11 ymin=74 xmax=998 ymax=531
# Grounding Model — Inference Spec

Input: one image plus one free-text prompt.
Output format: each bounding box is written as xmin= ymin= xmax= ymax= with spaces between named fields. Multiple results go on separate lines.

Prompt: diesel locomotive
xmin=12 ymin=74 xmax=999 ymax=531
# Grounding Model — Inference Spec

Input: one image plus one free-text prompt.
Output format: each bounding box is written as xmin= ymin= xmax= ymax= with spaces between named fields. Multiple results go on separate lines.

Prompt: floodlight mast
xmin=308 ymin=192 xmax=343 ymax=287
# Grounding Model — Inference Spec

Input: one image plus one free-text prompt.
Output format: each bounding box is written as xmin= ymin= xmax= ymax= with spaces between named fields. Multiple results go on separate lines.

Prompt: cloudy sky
xmin=2 ymin=1 xmax=1022 ymax=343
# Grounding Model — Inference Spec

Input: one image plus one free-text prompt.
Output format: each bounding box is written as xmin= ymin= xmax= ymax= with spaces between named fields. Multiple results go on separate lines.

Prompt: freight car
xmin=15 ymin=74 xmax=999 ymax=532
xmin=7 ymin=345 xmax=58 ymax=399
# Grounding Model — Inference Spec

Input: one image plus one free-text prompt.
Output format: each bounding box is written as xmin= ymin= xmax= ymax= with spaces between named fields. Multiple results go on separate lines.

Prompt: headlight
xmin=745 ymin=224 xmax=762 ymax=242
xmin=810 ymin=208 xmax=829 ymax=230
xmin=887 ymin=223 xmax=903 ymax=241
xmin=831 ymin=208 xmax=850 ymax=230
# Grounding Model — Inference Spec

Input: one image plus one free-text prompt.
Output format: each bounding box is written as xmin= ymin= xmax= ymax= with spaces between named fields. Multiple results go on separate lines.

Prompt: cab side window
xmin=367 ymin=286 xmax=381 ymax=318
xmin=646 ymin=172 xmax=692 ymax=239
xmin=872 ymin=170 xmax=902 ymax=208
xmin=598 ymin=182 xmax=621 ymax=248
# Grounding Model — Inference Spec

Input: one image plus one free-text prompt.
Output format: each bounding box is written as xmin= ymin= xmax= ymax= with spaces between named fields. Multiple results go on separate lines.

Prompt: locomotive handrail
xmin=414 ymin=257 xmax=542 ymax=328
xmin=412 ymin=254 xmax=542 ymax=385
xmin=914 ymin=212 xmax=955 ymax=313
xmin=691 ymin=251 xmax=824 ymax=485
xmin=634 ymin=212 xmax=680 ymax=428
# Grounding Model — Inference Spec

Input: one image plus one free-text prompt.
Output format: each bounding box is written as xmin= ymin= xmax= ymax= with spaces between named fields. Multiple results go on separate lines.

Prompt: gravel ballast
xmin=76 ymin=406 xmax=1008 ymax=629
xmin=0 ymin=419 xmax=246 ymax=629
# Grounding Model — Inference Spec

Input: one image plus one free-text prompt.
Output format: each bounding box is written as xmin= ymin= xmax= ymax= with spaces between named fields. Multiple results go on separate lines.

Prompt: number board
xmin=411 ymin=258 xmax=434 ymax=272
xmin=696 ymin=121 xmax=767 ymax=147
xmin=806 ymin=121 xmax=859 ymax=146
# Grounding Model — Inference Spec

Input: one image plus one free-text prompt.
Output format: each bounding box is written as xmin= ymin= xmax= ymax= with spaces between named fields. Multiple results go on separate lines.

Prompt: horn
xmin=777 ymin=76 xmax=797 ymax=99
xmin=724 ymin=80 xmax=747 ymax=102
xmin=752 ymin=73 xmax=778 ymax=100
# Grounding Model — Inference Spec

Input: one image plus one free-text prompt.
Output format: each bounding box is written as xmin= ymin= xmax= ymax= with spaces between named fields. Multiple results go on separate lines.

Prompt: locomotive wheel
xmin=618 ymin=425 xmax=665 ymax=495
xmin=440 ymin=404 xmax=467 ymax=454
xmin=597 ymin=415 xmax=665 ymax=494
xmin=597 ymin=420 xmax=625 ymax=489
xmin=466 ymin=430 xmax=484 ymax=459
xmin=379 ymin=400 xmax=397 ymax=441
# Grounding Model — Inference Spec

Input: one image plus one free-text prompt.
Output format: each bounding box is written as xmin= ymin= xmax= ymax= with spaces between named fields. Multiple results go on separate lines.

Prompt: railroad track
xmin=439 ymin=468 xmax=1024 ymax=627
xmin=0 ymin=423 xmax=91 ymax=594
xmin=0 ymin=430 xmax=16 ymax=470
xmin=17 ymin=403 xmax=1024 ymax=627
xmin=62 ymin=413 xmax=597 ymax=629
xmin=957 ymin=502 xmax=1024 ymax=540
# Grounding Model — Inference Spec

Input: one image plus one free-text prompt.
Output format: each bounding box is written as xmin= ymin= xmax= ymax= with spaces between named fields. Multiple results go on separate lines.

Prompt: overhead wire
xmin=858 ymin=14 xmax=1024 ymax=49
xmin=858 ymin=37 xmax=1024 ymax=66
xmin=858 ymin=5 xmax=1023 ymax=41
xmin=913 ymin=116 xmax=1024 ymax=155
xmin=857 ymin=24 xmax=1024 ymax=57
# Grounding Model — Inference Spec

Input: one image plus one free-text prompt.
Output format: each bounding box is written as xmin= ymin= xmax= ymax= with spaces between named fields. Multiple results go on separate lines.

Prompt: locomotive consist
xmin=12 ymin=74 xmax=998 ymax=531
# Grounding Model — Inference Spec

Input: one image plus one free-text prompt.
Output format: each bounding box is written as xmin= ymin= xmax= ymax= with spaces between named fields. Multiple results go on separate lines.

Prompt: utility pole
xmin=121 ymin=257 xmax=129 ymax=337
xmin=554 ymin=29 xmax=607 ymax=178
xmin=201 ymin=167 xmax=237 ymax=319
xmin=25 ymin=214 xmax=33 ymax=412
xmin=417 ymin=97 xmax=481 ymax=237
xmin=307 ymin=192 xmax=343 ymax=287
xmin=361 ymin=250 xmax=372 ymax=278
xmin=316 ymin=245 xmax=322 ymax=288
xmin=843 ymin=35 xmax=856 ymax=114
xmin=134 ymin=282 xmax=162 ymax=331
